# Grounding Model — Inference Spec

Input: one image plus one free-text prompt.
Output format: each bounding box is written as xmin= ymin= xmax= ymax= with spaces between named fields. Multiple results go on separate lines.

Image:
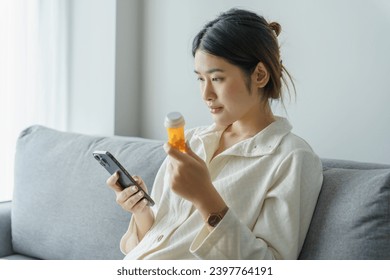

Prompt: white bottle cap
xmin=164 ymin=112 xmax=185 ymax=128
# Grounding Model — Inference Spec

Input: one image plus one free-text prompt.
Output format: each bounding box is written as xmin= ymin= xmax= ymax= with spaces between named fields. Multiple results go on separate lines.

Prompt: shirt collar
xmin=194 ymin=116 xmax=292 ymax=157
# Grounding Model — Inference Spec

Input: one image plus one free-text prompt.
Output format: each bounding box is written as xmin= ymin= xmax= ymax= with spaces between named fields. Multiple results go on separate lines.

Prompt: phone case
xmin=93 ymin=151 xmax=155 ymax=206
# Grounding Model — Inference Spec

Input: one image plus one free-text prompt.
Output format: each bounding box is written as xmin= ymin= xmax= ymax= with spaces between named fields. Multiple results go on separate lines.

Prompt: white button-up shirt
xmin=121 ymin=117 xmax=323 ymax=259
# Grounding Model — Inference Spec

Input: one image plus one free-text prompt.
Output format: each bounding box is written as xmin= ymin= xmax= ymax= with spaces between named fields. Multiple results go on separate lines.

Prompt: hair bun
xmin=269 ymin=21 xmax=281 ymax=37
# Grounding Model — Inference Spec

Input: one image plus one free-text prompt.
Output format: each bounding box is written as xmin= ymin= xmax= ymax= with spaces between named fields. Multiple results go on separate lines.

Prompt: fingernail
xmin=132 ymin=185 xmax=137 ymax=192
xmin=138 ymin=191 xmax=144 ymax=198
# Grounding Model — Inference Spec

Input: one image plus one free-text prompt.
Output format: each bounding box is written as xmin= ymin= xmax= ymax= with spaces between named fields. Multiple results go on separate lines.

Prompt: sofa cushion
xmin=299 ymin=159 xmax=390 ymax=259
xmin=0 ymin=201 xmax=13 ymax=257
xmin=12 ymin=125 xmax=166 ymax=259
xmin=2 ymin=254 xmax=39 ymax=260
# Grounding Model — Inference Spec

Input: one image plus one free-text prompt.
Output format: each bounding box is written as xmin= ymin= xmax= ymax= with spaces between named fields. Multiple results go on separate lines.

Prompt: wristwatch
xmin=206 ymin=206 xmax=229 ymax=227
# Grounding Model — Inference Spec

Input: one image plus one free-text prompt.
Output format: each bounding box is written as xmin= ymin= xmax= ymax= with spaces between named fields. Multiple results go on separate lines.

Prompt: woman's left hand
xmin=164 ymin=142 xmax=228 ymax=221
xmin=164 ymin=142 xmax=212 ymax=203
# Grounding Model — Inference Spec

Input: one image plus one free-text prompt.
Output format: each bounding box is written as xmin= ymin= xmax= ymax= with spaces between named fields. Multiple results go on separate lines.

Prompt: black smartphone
xmin=93 ymin=150 xmax=155 ymax=206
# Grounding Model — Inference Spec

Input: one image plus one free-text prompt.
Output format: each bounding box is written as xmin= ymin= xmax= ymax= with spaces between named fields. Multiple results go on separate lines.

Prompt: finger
xmin=164 ymin=142 xmax=189 ymax=161
xmin=132 ymin=175 xmax=148 ymax=192
xmin=163 ymin=142 xmax=171 ymax=154
xmin=116 ymin=185 xmax=138 ymax=205
xmin=184 ymin=141 xmax=202 ymax=161
xmin=131 ymin=198 xmax=149 ymax=214
xmin=166 ymin=142 xmax=203 ymax=166
xmin=106 ymin=172 xmax=123 ymax=193
xmin=121 ymin=189 xmax=146 ymax=211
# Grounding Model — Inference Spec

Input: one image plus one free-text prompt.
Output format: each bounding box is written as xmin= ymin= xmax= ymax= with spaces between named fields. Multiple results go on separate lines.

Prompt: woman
xmin=107 ymin=8 xmax=323 ymax=259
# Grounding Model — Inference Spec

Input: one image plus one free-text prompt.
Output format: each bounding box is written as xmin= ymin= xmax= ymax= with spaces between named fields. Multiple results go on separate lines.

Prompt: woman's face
xmin=194 ymin=50 xmax=262 ymax=127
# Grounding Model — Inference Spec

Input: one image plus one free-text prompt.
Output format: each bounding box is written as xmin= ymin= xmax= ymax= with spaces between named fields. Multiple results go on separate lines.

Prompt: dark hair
xmin=192 ymin=8 xmax=294 ymax=102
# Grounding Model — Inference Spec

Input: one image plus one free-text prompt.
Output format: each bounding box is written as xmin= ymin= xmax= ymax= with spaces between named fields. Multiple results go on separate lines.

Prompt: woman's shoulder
xmin=275 ymin=132 xmax=322 ymax=173
xmin=282 ymin=132 xmax=315 ymax=153
xmin=268 ymin=116 xmax=316 ymax=154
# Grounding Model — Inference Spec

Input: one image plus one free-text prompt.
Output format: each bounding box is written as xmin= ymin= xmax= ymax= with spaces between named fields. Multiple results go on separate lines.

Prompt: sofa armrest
xmin=0 ymin=200 xmax=14 ymax=257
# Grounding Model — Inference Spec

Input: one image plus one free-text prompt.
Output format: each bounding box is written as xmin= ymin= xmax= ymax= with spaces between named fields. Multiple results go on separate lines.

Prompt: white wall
xmin=68 ymin=0 xmax=116 ymax=135
xmin=67 ymin=0 xmax=390 ymax=164
xmin=68 ymin=0 xmax=143 ymax=137
xmin=139 ymin=0 xmax=390 ymax=164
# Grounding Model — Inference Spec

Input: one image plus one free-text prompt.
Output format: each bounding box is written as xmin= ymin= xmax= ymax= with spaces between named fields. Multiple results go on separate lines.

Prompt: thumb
xmin=106 ymin=171 xmax=124 ymax=194
xmin=185 ymin=141 xmax=202 ymax=161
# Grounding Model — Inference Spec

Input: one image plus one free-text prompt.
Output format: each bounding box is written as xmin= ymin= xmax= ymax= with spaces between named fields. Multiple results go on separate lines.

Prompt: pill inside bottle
xmin=164 ymin=112 xmax=186 ymax=152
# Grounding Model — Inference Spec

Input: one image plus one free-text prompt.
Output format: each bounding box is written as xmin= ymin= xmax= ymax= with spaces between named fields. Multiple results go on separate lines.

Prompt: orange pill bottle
xmin=164 ymin=112 xmax=186 ymax=152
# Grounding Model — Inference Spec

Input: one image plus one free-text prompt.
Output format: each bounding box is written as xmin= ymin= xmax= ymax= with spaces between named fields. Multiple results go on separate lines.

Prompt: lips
xmin=209 ymin=106 xmax=223 ymax=114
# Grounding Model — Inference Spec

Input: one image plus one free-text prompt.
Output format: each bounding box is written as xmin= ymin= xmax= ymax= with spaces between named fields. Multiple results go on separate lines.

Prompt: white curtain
xmin=0 ymin=0 xmax=69 ymax=201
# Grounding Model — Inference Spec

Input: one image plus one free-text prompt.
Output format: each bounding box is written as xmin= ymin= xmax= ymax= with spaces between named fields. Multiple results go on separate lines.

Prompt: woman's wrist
xmin=193 ymin=186 xmax=227 ymax=222
xmin=134 ymin=207 xmax=155 ymax=241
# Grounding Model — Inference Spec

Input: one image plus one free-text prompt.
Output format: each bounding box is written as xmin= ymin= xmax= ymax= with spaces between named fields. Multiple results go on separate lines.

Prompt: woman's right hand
xmin=106 ymin=172 xmax=155 ymax=241
xmin=106 ymin=172 xmax=151 ymax=215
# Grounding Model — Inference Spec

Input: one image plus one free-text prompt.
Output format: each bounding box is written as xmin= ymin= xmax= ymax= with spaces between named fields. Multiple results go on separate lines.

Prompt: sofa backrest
xmin=13 ymin=125 xmax=166 ymax=259
xmin=299 ymin=159 xmax=390 ymax=259
xmin=13 ymin=125 xmax=390 ymax=259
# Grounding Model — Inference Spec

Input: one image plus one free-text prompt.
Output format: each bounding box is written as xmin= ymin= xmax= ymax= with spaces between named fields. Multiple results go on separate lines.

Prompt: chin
xmin=212 ymin=116 xmax=233 ymax=128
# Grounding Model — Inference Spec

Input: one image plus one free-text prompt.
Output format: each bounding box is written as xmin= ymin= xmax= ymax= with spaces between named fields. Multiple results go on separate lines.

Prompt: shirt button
xmin=157 ymin=235 xmax=164 ymax=242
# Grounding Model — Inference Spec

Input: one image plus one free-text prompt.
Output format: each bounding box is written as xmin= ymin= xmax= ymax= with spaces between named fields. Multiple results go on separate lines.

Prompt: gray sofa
xmin=0 ymin=125 xmax=389 ymax=260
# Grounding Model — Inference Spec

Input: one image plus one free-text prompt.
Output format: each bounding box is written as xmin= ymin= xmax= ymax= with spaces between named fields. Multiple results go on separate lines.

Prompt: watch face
xmin=208 ymin=214 xmax=222 ymax=227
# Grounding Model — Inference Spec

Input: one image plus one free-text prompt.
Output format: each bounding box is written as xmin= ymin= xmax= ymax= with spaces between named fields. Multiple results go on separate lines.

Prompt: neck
xmin=228 ymin=102 xmax=275 ymax=138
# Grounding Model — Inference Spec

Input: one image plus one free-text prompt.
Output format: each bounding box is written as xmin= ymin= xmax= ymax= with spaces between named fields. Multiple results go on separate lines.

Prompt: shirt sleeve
xmin=190 ymin=149 xmax=323 ymax=259
xmin=119 ymin=157 xmax=169 ymax=255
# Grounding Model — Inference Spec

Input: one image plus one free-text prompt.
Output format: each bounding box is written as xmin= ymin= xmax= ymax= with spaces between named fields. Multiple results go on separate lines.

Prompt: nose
xmin=201 ymin=80 xmax=216 ymax=101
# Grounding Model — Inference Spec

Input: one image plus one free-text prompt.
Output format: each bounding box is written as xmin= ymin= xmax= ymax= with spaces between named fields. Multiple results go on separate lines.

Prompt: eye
xmin=211 ymin=77 xmax=224 ymax=82
xmin=197 ymin=76 xmax=205 ymax=82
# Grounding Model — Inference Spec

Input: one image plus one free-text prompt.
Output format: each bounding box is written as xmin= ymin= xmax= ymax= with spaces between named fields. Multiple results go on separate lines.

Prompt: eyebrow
xmin=194 ymin=68 xmax=225 ymax=75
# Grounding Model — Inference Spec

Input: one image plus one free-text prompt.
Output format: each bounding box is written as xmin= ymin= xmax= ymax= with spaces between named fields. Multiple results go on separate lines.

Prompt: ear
xmin=252 ymin=62 xmax=270 ymax=88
